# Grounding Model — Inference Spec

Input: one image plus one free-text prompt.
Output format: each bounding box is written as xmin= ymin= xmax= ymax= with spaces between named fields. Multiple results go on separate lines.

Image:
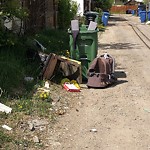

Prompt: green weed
xmin=0 ymin=130 xmax=12 ymax=146
xmin=0 ymin=42 xmax=41 ymax=98
xmin=0 ymin=28 xmax=69 ymax=98
xmin=34 ymin=28 xmax=69 ymax=56
xmin=10 ymin=98 xmax=53 ymax=118
xmin=0 ymin=129 xmax=33 ymax=149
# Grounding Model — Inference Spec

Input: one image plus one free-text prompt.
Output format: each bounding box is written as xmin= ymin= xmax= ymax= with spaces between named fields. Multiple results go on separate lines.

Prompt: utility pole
xmin=146 ymin=0 xmax=150 ymax=11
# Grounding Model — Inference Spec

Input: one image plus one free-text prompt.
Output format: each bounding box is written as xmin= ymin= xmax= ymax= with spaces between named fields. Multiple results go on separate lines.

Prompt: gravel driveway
xmin=47 ymin=14 xmax=150 ymax=150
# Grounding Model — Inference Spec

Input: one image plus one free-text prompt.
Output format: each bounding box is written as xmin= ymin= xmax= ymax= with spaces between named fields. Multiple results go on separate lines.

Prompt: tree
xmin=57 ymin=0 xmax=78 ymax=30
xmin=95 ymin=0 xmax=114 ymax=11
xmin=0 ymin=0 xmax=28 ymax=47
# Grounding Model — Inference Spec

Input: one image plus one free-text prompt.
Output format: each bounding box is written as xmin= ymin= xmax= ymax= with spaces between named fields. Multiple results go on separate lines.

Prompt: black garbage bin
xmin=84 ymin=11 xmax=99 ymax=25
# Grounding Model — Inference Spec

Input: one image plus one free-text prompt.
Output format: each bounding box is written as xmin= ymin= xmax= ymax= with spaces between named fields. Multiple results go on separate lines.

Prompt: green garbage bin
xmin=68 ymin=25 xmax=98 ymax=80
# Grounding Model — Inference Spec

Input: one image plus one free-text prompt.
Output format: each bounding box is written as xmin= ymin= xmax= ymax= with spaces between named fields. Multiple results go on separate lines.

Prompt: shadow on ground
xmin=110 ymin=70 xmax=128 ymax=87
xmin=107 ymin=23 xmax=117 ymax=26
xmin=106 ymin=15 xmax=128 ymax=26
xmin=111 ymin=79 xmax=128 ymax=88
xmin=80 ymin=70 xmax=127 ymax=89
xmin=109 ymin=15 xmax=127 ymax=22
xmin=115 ymin=71 xmax=127 ymax=78
xmin=98 ymin=43 xmax=141 ymax=50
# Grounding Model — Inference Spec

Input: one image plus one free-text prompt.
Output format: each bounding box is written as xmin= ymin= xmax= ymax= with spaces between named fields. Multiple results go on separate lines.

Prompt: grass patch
xmin=0 ymin=44 xmax=41 ymax=98
xmin=1 ymin=96 xmax=53 ymax=118
xmin=0 ymin=130 xmax=12 ymax=143
xmin=0 ymin=128 xmax=35 ymax=149
xmin=11 ymin=98 xmax=53 ymax=117
xmin=0 ymin=96 xmax=54 ymax=149
xmin=0 ymin=28 xmax=70 ymax=98
xmin=34 ymin=28 xmax=70 ymax=56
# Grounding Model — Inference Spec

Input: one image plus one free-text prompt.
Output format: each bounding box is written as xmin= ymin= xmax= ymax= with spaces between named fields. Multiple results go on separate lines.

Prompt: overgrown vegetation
xmin=0 ymin=86 xmax=53 ymax=149
xmin=34 ymin=28 xmax=70 ymax=56
xmin=0 ymin=0 xmax=75 ymax=97
xmin=94 ymin=7 xmax=103 ymax=25
xmin=0 ymin=0 xmax=109 ymax=149
xmin=0 ymin=0 xmax=28 ymax=47
xmin=0 ymin=28 xmax=70 ymax=97
xmin=95 ymin=0 xmax=114 ymax=11
xmin=58 ymin=0 xmax=78 ymax=30
xmin=0 ymin=82 xmax=76 ymax=149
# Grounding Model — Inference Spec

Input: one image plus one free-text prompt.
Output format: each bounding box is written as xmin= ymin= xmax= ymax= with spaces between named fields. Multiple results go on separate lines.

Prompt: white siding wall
xmin=73 ymin=0 xmax=84 ymax=16
xmin=135 ymin=0 xmax=143 ymax=2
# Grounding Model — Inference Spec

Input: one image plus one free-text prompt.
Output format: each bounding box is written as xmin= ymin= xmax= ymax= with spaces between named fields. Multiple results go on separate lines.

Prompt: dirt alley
xmin=47 ymin=14 xmax=150 ymax=150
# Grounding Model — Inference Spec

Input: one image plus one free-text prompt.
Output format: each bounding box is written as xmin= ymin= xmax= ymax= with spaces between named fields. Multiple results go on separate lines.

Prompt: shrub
xmin=57 ymin=0 xmax=78 ymax=30
xmin=0 ymin=42 xmax=41 ymax=97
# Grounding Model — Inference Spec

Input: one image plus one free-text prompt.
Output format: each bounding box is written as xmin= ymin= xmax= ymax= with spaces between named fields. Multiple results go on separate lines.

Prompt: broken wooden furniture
xmin=41 ymin=53 xmax=82 ymax=83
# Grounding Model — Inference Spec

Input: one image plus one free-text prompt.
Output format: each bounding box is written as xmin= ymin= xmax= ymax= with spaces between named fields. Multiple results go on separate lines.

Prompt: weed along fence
xmin=110 ymin=5 xmax=138 ymax=14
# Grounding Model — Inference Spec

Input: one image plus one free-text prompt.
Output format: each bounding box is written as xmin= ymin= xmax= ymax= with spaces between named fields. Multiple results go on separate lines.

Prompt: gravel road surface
xmin=47 ymin=14 xmax=150 ymax=150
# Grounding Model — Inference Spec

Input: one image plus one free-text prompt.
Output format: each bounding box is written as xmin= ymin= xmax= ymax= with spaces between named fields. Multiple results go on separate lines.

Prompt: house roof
xmin=135 ymin=0 xmax=143 ymax=2
xmin=124 ymin=0 xmax=143 ymax=5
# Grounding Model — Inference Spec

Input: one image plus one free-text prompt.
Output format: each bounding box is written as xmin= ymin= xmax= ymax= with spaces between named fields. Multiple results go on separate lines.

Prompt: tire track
xmin=129 ymin=23 xmax=150 ymax=49
xmin=119 ymin=14 xmax=150 ymax=49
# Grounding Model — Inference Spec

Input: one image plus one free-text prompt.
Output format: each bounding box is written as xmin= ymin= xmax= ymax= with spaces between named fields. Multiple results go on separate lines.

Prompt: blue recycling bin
xmin=132 ymin=10 xmax=136 ymax=15
xmin=138 ymin=8 xmax=142 ymax=16
xmin=147 ymin=11 xmax=150 ymax=21
xmin=139 ymin=11 xmax=147 ymax=23
xmin=138 ymin=5 xmax=146 ymax=16
xmin=102 ymin=12 xmax=109 ymax=26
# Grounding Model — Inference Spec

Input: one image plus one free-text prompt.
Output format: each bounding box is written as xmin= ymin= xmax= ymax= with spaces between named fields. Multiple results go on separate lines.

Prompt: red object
xmin=63 ymin=83 xmax=80 ymax=92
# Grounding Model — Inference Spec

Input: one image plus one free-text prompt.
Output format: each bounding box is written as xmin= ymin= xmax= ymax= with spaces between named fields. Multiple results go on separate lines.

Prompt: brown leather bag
xmin=87 ymin=54 xmax=117 ymax=88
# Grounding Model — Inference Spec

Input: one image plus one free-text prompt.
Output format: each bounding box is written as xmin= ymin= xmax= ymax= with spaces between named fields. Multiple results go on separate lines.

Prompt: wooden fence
xmin=110 ymin=5 xmax=138 ymax=14
xmin=24 ymin=0 xmax=58 ymax=33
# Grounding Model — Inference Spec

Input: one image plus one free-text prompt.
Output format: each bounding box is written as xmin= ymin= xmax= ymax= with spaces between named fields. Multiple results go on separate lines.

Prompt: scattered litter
xmin=146 ymin=21 xmax=150 ymax=25
xmin=42 ymin=53 xmax=82 ymax=83
xmin=50 ymin=141 xmax=61 ymax=147
xmin=44 ymin=81 xmax=50 ymax=88
xmin=2 ymin=125 xmax=12 ymax=131
xmin=28 ymin=119 xmax=49 ymax=130
xmin=61 ymin=78 xmax=80 ymax=92
xmin=63 ymin=83 xmax=80 ymax=92
xmin=24 ymin=77 xmax=34 ymax=82
xmin=61 ymin=78 xmax=70 ymax=86
xmin=4 ymin=17 xmax=12 ymax=30
xmin=56 ymin=108 xmax=66 ymax=115
xmin=33 ymin=136 xmax=40 ymax=143
xmin=88 ymin=21 xmax=97 ymax=30
xmin=0 ymin=103 xmax=12 ymax=113
xmin=70 ymin=80 xmax=80 ymax=89
xmin=28 ymin=122 xmax=35 ymax=131
xmin=90 ymin=128 xmax=97 ymax=132
xmin=144 ymin=108 xmax=150 ymax=113
xmin=34 ymin=39 xmax=46 ymax=51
